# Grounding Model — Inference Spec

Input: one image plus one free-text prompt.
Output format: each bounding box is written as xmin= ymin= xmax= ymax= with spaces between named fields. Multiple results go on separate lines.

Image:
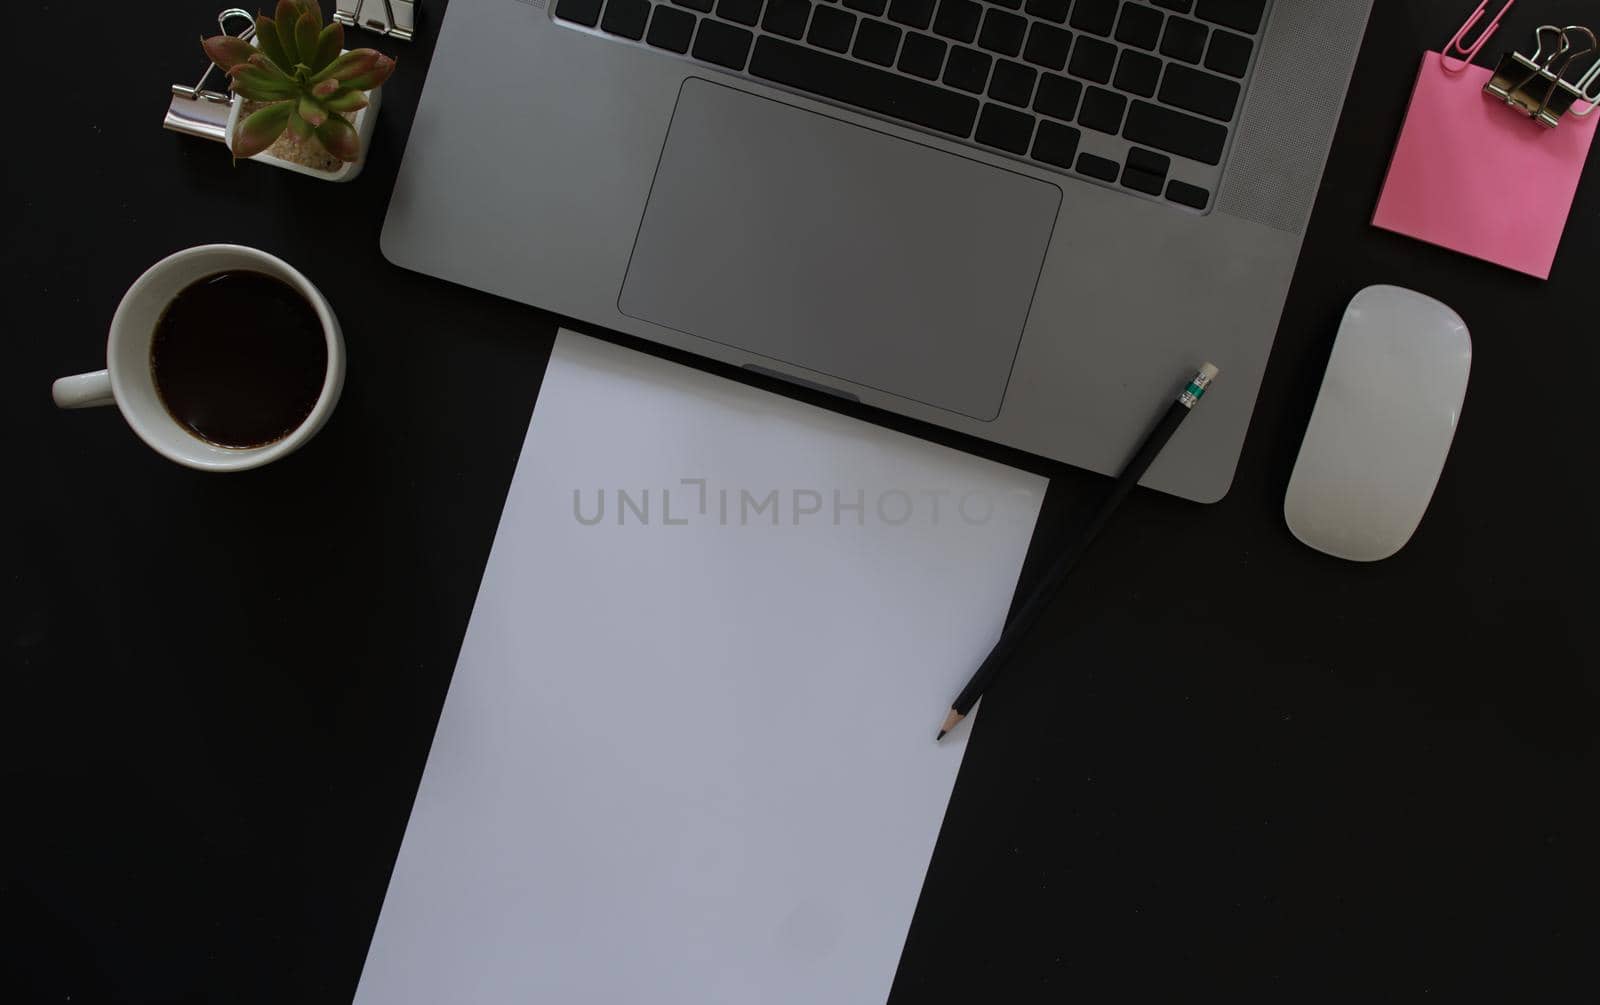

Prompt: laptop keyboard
xmin=553 ymin=0 xmax=1269 ymax=211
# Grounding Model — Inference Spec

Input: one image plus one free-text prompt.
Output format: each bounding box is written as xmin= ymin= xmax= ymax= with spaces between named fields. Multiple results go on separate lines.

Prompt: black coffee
xmin=151 ymin=271 xmax=328 ymax=449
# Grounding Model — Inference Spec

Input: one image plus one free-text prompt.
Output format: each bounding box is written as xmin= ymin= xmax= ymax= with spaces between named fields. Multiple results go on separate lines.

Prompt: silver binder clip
xmin=1484 ymin=25 xmax=1600 ymax=128
xmin=163 ymin=8 xmax=255 ymax=143
xmin=335 ymin=0 xmax=421 ymax=41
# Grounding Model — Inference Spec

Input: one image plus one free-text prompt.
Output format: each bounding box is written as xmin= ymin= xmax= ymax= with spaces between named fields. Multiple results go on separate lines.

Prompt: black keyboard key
xmin=1196 ymin=0 xmax=1265 ymax=34
xmin=1023 ymin=23 xmax=1071 ymax=70
xmin=1124 ymin=99 xmax=1227 ymax=163
xmin=1068 ymin=36 xmax=1116 ymax=83
xmin=763 ymin=0 xmax=811 ymax=37
xmin=1077 ymin=152 xmax=1119 ymax=180
xmin=1069 ymin=0 xmax=1117 ymax=36
xmin=750 ymin=35 xmax=979 ymax=135
xmin=989 ymin=0 xmax=1022 ymax=9
xmin=976 ymin=103 xmax=1035 ymax=153
xmin=1122 ymin=165 xmax=1165 ymax=194
xmin=1079 ymin=86 xmax=1126 ymax=133
xmin=943 ymin=45 xmax=992 ymax=92
xmin=1115 ymin=4 xmax=1163 ymax=49
xmin=808 ymin=5 xmax=856 ymax=51
xmin=887 ymin=0 xmax=934 ymax=29
xmin=555 ymin=0 xmax=602 ymax=27
xmin=899 ymin=31 xmax=947 ymax=78
xmin=674 ymin=0 xmax=715 ymax=11
xmin=1206 ymin=30 xmax=1253 ymax=78
xmin=853 ymin=18 xmax=902 ymax=66
xmin=1127 ymin=146 xmax=1170 ymax=176
xmin=988 ymin=59 xmax=1037 ymax=106
xmin=1166 ymin=178 xmax=1210 ymax=208
xmin=1160 ymin=62 xmax=1240 ymax=121
xmin=1114 ymin=49 xmax=1161 ymax=97
xmin=1124 ymin=146 xmax=1171 ymax=194
xmin=933 ymin=0 xmax=981 ymax=42
xmin=1024 ymin=0 xmax=1069 ymax=23
xmin=844 ymin=0 xmax=885 ymax=14
xmin=601 ymin=0 xmax=651 ymax=38
xmin=1033 ymin=72 xmax=1081 ymax=120
xmin=647 ymin=5 xmax=696 ymax=51
xmin=719 ymin=0 xmax=764 ymax=25
xmin=978 ymin=9 xmax=1027 ymax=56
xmin=1031 ymin=119 xmax=1080 ymax=167
xmin=1153 ymin=0 xmax=1192 ymax=10
xmin=1161 ymin=17 xmax=1207 ymax=62
xmin=694 ymin=18 xmax=754 ymax=68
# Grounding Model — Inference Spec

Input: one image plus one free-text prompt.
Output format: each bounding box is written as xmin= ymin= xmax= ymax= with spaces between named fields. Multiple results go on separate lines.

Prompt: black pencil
xmin=937 ymin=364 xmax=1220 ymax=741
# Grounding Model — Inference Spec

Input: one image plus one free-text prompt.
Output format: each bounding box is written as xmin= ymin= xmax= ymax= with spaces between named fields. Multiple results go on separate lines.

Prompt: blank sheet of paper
xmin=354 ymin=332 xmax=1045 ymax=1004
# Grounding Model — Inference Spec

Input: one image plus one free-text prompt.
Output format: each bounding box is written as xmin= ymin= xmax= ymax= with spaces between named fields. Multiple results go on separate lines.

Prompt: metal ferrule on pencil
xmin=1178 ymin=363 xmax=1221 ymax=410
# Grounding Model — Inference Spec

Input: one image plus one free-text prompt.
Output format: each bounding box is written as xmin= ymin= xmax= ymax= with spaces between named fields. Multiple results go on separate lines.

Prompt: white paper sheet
xmin=354 ymin=332 xmax=1045 ymax=1004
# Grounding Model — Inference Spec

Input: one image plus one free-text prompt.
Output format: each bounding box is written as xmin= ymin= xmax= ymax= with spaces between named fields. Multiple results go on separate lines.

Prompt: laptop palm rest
xmin=619 ymin=78 xmax=1061 ymax=422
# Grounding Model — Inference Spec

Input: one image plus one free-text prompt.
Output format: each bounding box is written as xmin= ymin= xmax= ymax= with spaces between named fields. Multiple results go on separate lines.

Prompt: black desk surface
xmin=7 ymin=1 xmax=1597 ymax=1000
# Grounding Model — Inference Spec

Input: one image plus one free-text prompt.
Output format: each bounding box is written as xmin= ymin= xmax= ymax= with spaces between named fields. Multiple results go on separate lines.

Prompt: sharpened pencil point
xmin=938 ymin=709 xmax=965 ymax=741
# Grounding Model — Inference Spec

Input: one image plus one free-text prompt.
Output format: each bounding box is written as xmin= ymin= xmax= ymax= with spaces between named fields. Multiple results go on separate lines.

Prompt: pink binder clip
xmin=1443 ymin=0 xmax=1517 ymax=72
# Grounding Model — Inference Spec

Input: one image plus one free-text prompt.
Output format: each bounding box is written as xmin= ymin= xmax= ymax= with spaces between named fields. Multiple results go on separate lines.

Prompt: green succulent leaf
xmin=312 ymin=78 xmax=340 ymax=98
xmin=294 ymin=12 xmax=321 ymax=68
xmin=274 ymin=0 xmax=302 ymax=62
xmin=338 ymin=53 xmax=397 ymax=92
xmin=296 ymin=0 xmax=324 ymax=22
xmin=310 ymin=22 xmax=344 ymax=74
xmin=309 ymin=48 xmax=377 ymax=84
xmin=322 ymin=88 xmax=369 ymax=114
xmin=315 ymin=115 xmax=361 ymax=162
xmin=287 ymin=105 xmax=315 ymax=141
xmin=254 ymin=15 xmax=292 ymax=71
xmin=298 ymin=95 xmax=329 ymax=128
xmin=228 ymin=65 xmax=299 ymax=101
xmin=244 ymin=53 xmax=295 ymax=85
xmin=201 ymin=35 xmax=255 ymax=71
xmin=233 ymin=101 xmax=292 ymax=159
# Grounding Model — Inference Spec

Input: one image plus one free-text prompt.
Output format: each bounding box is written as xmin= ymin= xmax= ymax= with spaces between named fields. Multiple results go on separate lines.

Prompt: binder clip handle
xmin=1567 ymin=31 xmax=1600 ymax=116
xmin=163 ymin=8 xmax=256 ymax=143
xmin=1526 ymin=26 xmax=1594 ymax=121
xmin=1573 ymin=68 xmax=1600 ymax=116
xmin=335 ymin=1 xmax=420 ymax=41
xmin=1444 ymin=0 xmax=1517 ymax=73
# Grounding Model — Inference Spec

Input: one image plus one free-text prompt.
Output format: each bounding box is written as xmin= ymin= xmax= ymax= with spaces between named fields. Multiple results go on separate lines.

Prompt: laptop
xmin=382 ymin=0 xmax=1375 ymax=502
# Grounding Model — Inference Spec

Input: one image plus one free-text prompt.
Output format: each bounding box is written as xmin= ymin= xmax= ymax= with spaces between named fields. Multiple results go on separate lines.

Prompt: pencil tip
xmin=936 ymin=730 xmax=947 ymax=742
xmin=938 ymin=708 xmax=965 ymax=740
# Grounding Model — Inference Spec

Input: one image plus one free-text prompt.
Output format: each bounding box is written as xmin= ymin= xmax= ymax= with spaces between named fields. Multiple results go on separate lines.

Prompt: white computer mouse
xmin=1284 ymin=285 xmax=1471 ymax=562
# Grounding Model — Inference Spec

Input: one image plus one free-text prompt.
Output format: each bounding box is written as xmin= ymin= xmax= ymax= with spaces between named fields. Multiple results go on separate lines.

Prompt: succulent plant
xmin=202 ymin=1 xmax=396 ymax=163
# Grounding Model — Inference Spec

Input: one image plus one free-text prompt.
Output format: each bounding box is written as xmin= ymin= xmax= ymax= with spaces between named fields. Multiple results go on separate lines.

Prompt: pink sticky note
xmin=1373 ymin=51 xmax=1598 ymax=280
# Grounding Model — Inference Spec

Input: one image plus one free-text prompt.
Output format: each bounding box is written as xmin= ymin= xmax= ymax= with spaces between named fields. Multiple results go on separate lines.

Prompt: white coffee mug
xmin=53 ymin=245 xmax=345 ymax=472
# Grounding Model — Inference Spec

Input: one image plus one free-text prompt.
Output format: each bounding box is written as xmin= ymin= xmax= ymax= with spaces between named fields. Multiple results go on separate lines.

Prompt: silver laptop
xmin=382 ymin=0 xmax=1374 ymax=502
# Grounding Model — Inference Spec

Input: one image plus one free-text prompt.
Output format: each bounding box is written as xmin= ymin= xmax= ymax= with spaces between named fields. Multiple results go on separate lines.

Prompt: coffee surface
xmin=151 ymin=271 xmax=327 ymax=449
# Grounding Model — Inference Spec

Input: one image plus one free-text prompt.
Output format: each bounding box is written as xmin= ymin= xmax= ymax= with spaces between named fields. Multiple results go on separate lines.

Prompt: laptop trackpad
xmin=619 ymin=78 xmax=1061 ymax=421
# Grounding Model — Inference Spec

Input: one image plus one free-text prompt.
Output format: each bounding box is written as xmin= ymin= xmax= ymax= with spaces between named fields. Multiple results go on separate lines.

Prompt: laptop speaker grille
xmin=1218 ymin=2 xmax=1375 ymax=235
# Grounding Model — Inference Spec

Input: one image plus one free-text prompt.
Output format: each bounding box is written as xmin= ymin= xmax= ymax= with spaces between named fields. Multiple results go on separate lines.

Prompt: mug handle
xmin=53 ymin=369 xmax=114 ymax=409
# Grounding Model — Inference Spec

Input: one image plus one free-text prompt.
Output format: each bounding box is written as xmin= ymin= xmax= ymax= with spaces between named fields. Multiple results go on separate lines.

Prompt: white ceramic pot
xmin=224 ymin=59 xmax=383 ymax=183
